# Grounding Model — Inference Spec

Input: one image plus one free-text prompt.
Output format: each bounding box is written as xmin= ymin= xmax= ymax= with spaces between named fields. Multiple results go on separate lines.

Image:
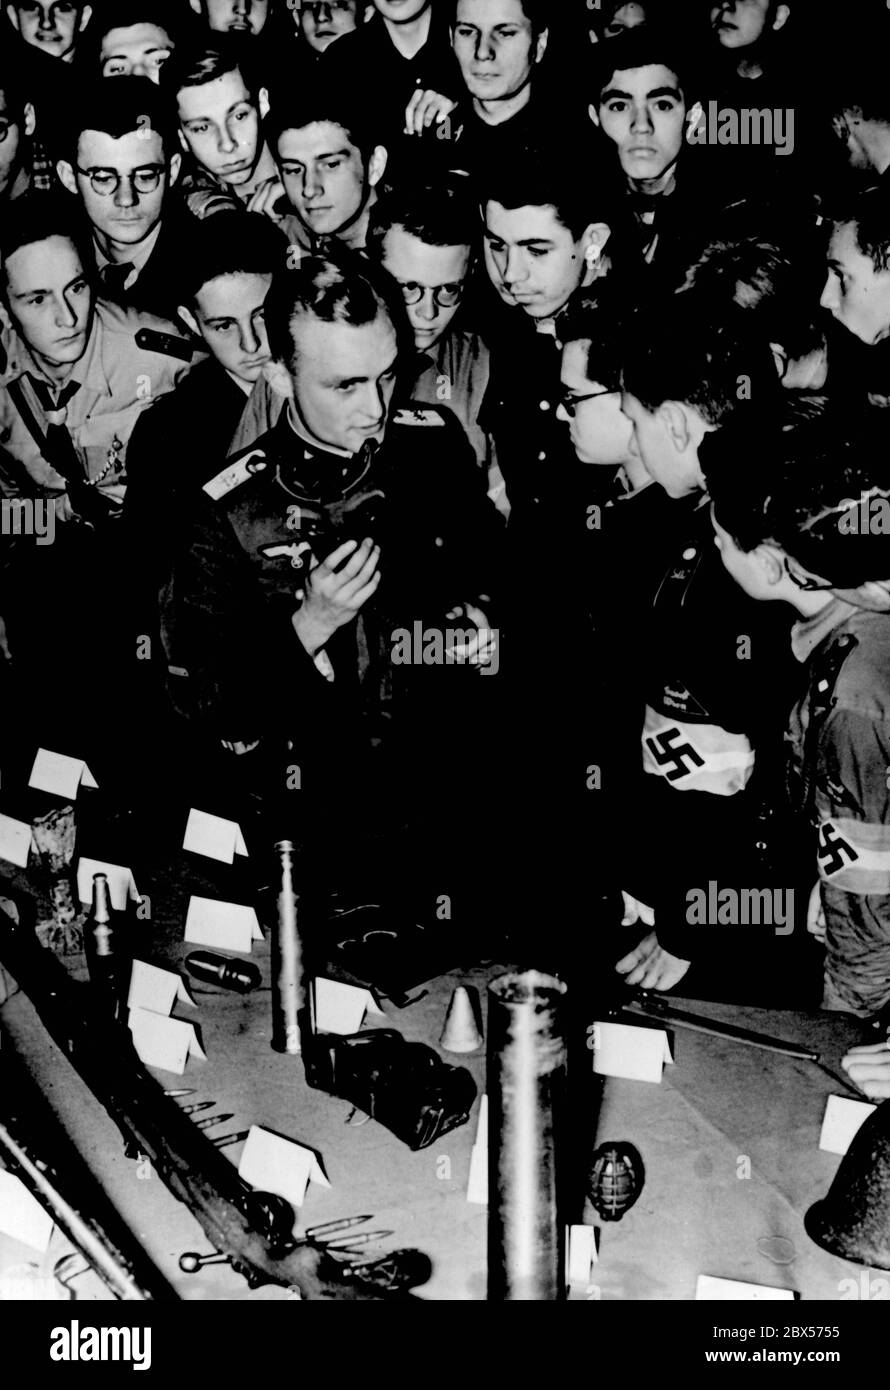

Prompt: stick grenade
xmin=487 ymin=971 xmax=569 ymax=1302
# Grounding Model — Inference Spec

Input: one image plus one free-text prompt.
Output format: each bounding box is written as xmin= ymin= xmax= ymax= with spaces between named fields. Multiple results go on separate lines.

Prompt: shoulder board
xmin=393 ymin=407 xmax=445 ymax=428
xmin=134 ymin=327 xmax=198 ymax=362
xmin=203 ymin=448 xmax=269 ymax=501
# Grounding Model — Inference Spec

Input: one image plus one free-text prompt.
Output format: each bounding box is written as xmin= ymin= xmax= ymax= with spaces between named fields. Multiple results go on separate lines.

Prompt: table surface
xmin=0 ymin=830 xmax=877 ymax=1303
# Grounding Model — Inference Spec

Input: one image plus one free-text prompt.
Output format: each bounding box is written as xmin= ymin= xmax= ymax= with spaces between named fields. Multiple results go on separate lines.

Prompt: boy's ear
xmin=582 ymin=222 xmax=611 ymax=267
xmin=660 ymin=400 xmax=691 ymax=453
xmin=534 ymin=27 xmax=549 ymax=64
xmin=368 ymin=144 xmax=387 ymax=189
xmin=772 ymin=4 xmax=791 ymax=32
xmin=188 ymin=0 xmax=202 ymax=15
xmin=178 ymin=305 xmax=199 ymax=339
xmin=56 ymin=160 xmax=78 ymax=196
xmin=6 ymin=6 xmax=20 ymax=35
xmin=758 ymin=545 xmax=786 ymax=588
xmin=258 ymin=86 xmax=270 ymax=122
xmin=168 ymin=151 xmax=182 ymax=186
xmin=23 ymin=102 xmax=36 ymax=139
xmin=265 ymin=358 xmax=294 ymax=399
xmin=685 ymin=101 xmax=703 ymax=138
xmin=588 ymin=102 xmax=601 ymax=129
xmin=79 ymin=5 xmax=93 ymax=32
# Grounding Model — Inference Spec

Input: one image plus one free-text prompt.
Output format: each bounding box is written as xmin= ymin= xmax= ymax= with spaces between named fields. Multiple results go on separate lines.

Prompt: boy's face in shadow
xmin=710 ymin=0 xmax=788 ymax=51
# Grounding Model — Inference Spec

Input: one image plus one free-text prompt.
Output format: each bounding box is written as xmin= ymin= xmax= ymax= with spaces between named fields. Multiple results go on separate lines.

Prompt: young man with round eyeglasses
xmin=366 ymin=179 xmax=495 ymax=488
xmin=55 ymin=77 xmax=199 ymax=324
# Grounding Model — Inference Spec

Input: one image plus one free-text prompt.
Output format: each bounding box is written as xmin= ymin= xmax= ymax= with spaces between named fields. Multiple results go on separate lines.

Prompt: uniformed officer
xmin=710 ymin=408 xmax=890 ymax=1020
xmin=170 ymin=252 xmax=503 ymax=867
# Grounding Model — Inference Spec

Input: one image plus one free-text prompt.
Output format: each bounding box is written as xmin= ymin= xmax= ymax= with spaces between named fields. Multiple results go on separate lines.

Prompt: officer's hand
xmin=807 ymin=881 xmax=827 ymax=944
xmin=841 ymin=1041 xmax=890 ymax=1099
xmin=614 ymin=931 xmax=691 ymax=991
xmin=443 ymin=602 xmax=497 ymax=667
xmin=404 ymin=88 xmax=457 ymax=136
xmin=246 ymin=177 xmax=286 ymax=220
xmin=292 ymin=537 xmax=381 ymax=656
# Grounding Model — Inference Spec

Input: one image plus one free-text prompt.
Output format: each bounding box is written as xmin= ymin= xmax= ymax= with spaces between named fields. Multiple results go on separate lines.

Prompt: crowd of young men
xmin=3 ymin=0 xmax=890 ymax=1100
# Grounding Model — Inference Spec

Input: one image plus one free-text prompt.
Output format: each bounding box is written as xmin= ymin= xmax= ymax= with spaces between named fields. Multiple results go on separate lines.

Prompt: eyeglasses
xmin=398 ymin=281 xmax=465 ymax=309
xmin=560 ymin=387 xmax=619 ymax=417
xmin=75 ymin=165 xmax=165 ymax=196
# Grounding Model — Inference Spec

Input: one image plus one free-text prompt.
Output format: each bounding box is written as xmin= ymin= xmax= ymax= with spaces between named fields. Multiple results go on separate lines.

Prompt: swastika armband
xmin=642 ymin=710 xmax=755 ymax=797
xmin=203 ymin=449 xmax=268 ymax=500
xmin=393 ymin=407 xmax=445 ymax=427
xmin=817 ymin=817 xmax=890 ymax=893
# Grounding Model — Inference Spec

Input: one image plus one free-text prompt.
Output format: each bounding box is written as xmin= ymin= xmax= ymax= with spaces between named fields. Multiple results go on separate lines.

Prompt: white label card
xmin=819 ymin=1094 xmax=876 ymax=1156
xmin=128 ymin=1009 xmax=206 ymax=1075
xmin=183 ymin=809 xmax=249 ymax=864
xmin=127 ymin=960 xmax=194 ymax=1016
xmin=184 ymin=897 xmax=263 ymax=954
xmin=591 ymin=1022 xmax=674 ymax=1084
xmin=29 ymin=749 xmax=97 ymax=799
xmin=238 ymin=1125 xmax=330 ymax=1210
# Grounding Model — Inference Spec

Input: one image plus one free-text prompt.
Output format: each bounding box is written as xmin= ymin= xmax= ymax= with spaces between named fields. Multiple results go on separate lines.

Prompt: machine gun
xmin=0 ymin=899 xmax=428 ymax=1301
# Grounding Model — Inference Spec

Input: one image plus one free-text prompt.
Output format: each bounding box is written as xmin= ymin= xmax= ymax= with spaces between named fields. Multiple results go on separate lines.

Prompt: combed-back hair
xmin=621 ymin=296 xmax=781 ymax=428
xmin=826 ymin=183 xmax=890 ymax=275
xmin=62 ymin=76 xmax=179 ymax=164
xmin=179 ymin=212 xmax=287 ymax=302
xmin=160 ymin=34 xmax=263 ymax=100
xmin=681 ymin=238 xmax=826 ymax=365
xmin=0 ymin=193 xmax=91 ymax=285
xmin=367 ymin=177 xmax=478 ymax=257
xmin=591 ymin=24 xmax=694 ymax=106
xmin=265 ymin=249 xmax=411 ymax=369
xmin=266 ymin=78 xmax=381 ymax=161
xmin=708 ymin=406 xmax=890 ymax=589
xmin=478 ymin=158 xmax=612 ymax=241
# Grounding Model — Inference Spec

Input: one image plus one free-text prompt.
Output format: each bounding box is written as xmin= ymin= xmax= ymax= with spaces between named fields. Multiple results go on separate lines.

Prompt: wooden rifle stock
xmin=0 ymin=902 xmax=420 ymax=1301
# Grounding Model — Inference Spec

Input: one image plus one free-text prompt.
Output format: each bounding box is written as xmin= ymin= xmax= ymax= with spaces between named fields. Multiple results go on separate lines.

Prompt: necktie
xmin=26 ymin=376 xmax=85 ymax=484
xmin=99 ymin=261 xmax=134 ymax=299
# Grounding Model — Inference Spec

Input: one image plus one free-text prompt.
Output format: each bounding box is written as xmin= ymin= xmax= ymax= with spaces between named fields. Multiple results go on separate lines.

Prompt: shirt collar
xmin=791 ymin=597 xmax=859 ymax=663
xmin=93 ymin=221 xmax=162 ymax=282
xmin=284 ymin=402 xmax=353 ymax=460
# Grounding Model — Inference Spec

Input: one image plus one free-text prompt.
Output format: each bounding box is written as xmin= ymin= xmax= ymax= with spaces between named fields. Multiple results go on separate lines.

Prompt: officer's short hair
xmin=0 ymin=194 xmax=91 ymax=291
xmin=88 ymin=0 xmax=184 ymax=47
xmin=621 ymin=297 xmax=781 ymax=427
xmin=63 ymin=77 xmax=179 ymax=166
xmin=265 ymin=251 xmax=409 ymax=370
xmin=161 ymin=35 xmax=263 ymax=104
xmin=448 ymin=0 xmax=548 ymax=34
xmin=179 ymin=213 xmax=287 ymax=303
xmin=367 ymin=178 xmax=478 ymax=259
xmin=480 ymin=160 xmax=612 ymax=242
xmin=266 ymin=78 xmax=382 ymax=162
xmin=825 ymin=185 xmax=890 ymax=275
xmin=709 ymin=407 xmax=890 ymax=589
xmin=592 ymin=26 xmax=694 ymax=108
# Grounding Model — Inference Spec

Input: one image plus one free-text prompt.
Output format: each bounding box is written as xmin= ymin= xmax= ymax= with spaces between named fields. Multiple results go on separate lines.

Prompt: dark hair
xmin=0 ymin=59 xmax=27 ymax=119
xmin=560 ymin=284 xmax=630 ymax=394
xmin=681 ymin=239 xmax=825 ymax=365
xmin=85 ymin=0 xmax=183 ymax=46
xmin=827 ymin=184 xmax=890 ymax=275
xmin=179 ymin=212 xmax=286 ymax=303
xmin=479 ymin=159 xmax=612 ymax=241
xmin=62 ymin=76 xmax=179 ymax=165
xmin=160 ymin=35 xmax=262 ymax=102
xmin=448 ymin=0 xmax=549 ymax=34
xmin=0 ymin=193 xmax=90 ymax=285
xmin=265 ymin=250 xmax=409 ymax=370
xmin=621 ymin=298 xmax=781 ymax=427
xmin=709 ymin=409 xmax=890 ymax=589
xmin=266 ymin=79 xmax=381 ymax=161
xmin=367 ymin=178 xmax=478 ymax=258
xmin=592 ymin=25 xmax=693 ymax=106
